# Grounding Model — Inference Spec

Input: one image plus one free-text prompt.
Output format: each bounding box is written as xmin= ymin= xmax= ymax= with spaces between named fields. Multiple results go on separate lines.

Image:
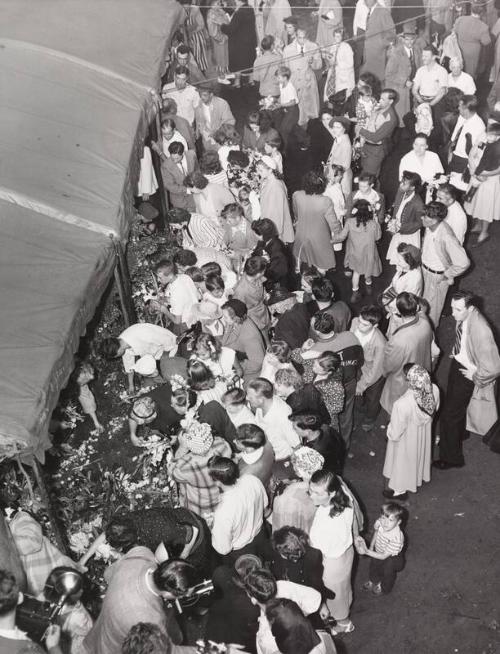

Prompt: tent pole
xmin=112 ymin=237 xmax=136 ymax=327
xmin=151 ymin=104 xmax=169 ymax=229
xmin=31 ymin=457 xmax=67 ymax=554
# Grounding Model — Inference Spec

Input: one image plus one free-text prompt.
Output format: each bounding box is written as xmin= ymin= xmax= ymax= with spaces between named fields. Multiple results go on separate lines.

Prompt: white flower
xmin=69 ymin=531 xmax=91 ymax=554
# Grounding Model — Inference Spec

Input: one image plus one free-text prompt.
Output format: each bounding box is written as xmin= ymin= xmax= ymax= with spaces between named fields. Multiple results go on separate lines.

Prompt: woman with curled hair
xmin=221 ymin=299 xmax=266 ymax=383
xmin=235 ymin=423 xmax=275 ymax=487
xmin=289 ymin=350 xmax=345 ymax=431
xmin=199 ymin=150 xmax=228 ymax=187
xmin=192 ymin=332 xmax=241 ymax=380
xmin=251 ymin=219 xmax=292 ymax=291
xmin=308 ymin=469 xmax=355 ymax=634
xmin=122 ymin=622 xmax=172 ymax=654
xmin=383 ymin=243 xmax=423 ymax=335
xmin=292 ymin=170 xmax=341 ymax=274
xmin=186 ymin=359 xmax=227 ymax=405
xmin=270 ymin=527 xmax=327 ymax=602
xmin=232 ymin=256 xmax=271 ymax=334
xmin=289 ymin=411 xmax=345 ymax=475
xmin=260 ymin=340 xmax=296 ymax=384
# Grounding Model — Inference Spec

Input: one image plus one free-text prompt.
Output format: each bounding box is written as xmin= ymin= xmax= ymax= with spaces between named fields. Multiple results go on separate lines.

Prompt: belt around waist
xmin=423 ymin=263 xmax=444 ymax=275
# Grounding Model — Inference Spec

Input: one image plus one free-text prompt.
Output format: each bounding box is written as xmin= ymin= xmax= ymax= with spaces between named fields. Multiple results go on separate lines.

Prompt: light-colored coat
xmin=283 ymin=40 xmax=322 ymax=125
xmin=259 ymin=175 xmax=295 ymax=243
xmin=362 ymin=4 xmax=395 ymax=81
xmin=464 ymin=308 xmax=500 ymax=435
xmin=384 ymin=385 xmax=440 ymax=494
xmin=194 ymin=96 xmax=235 ymax=148
xmin=385 ymin=41 xmax=412 ymax=127
xmin=161 ymin=151 xmax=197 ymax=210
xmin=350 ymin=318 xmax=386 ymax=394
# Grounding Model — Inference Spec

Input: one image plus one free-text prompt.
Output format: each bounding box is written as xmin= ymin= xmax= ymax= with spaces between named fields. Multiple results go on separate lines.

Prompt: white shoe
xmin=225 ymin=73 xmax=235 ymax=79
xmin=218 ymin=77 xmax=231 ymax=85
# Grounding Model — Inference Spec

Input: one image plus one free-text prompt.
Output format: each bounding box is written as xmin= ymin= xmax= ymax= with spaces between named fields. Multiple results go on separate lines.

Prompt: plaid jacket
xmin=171 ymin=436 xmax=232 ymax=517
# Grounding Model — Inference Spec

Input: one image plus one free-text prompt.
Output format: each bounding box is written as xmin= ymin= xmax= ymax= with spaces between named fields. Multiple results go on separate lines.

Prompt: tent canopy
xmin=0 ymin=0 xmax=184 ymax=459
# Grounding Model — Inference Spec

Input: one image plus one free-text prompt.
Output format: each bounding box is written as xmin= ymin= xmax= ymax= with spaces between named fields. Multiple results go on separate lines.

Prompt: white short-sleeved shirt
xmin=211 ymin=474 xmax=268 ymax=554
xmin=168 ymin=274 xmax=200 ymax=325
xmin=447 ymin=71 xmax=476 ymax=95
xmin=451 ymin=113 xmax=486 ymax=159
xmin=165 ymin=84 xmax=200 ymax=124
xmin=309 ymin=504 xmax=354 ymax=558
xmin=399 ymin=150 xmax=444 ymax=185
xmin=120 ymin=323 xmax=177 ymax=373
xmin=413 ymin=63 xmax=448 ymax=98
xmin=280 ymin=81 xmax=298 ymax=106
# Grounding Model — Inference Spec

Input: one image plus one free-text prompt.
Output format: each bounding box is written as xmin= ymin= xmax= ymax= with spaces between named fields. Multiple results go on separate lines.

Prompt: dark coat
xmin=221 ymin=5 xmax=257 ymax=73
xmin=305 ymin=425 xmax=346 ymax=475
xmin=274 ymin=303 xmax=315 ymax=349
xmin=287 ymin=383 xmax=331 ymax=426
xmin=254 ymin=236 xmax=293 ymax=290
xmin=392 ymin=189 xmax=425 ymax=235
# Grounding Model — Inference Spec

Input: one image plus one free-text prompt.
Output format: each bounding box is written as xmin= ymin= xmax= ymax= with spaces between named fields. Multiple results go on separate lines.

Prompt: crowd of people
xmin=2 ymin=1 xmax=500 ymax=653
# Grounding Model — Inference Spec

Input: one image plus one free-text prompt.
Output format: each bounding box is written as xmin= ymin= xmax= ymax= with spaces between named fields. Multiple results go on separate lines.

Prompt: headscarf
xmin=406 ymin=364 xmax=435 ymax=416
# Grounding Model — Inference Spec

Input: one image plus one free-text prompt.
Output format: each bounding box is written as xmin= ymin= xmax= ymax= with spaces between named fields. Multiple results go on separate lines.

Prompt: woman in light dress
xmin=326 ymin=116 xmax=352 ymax=197
xmin=264 ymin=0 xmax=292 ymax=44
xmin=383 ymin=243 xmax=423 ymax=336
xmin=383 ymin=364 xmax=439 ymax=501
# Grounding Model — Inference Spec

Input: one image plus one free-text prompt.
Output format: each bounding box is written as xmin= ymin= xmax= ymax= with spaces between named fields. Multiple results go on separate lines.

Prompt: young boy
xmin=355 ymin=502 xmax=405 ymax=595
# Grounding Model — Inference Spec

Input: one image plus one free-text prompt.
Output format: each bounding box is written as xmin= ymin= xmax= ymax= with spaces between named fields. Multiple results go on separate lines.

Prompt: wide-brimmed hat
xmin=401 ymin=20 xmax=417 ymax=36
xmin=130 ymin=397 xmax=157 ymax=422
xmin=267 ymin=287 xmax=295 ymax=307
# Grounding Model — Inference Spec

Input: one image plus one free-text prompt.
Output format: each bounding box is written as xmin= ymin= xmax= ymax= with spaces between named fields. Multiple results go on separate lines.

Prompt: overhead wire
xmin=164 ymin=0 xmax=495 ymax=90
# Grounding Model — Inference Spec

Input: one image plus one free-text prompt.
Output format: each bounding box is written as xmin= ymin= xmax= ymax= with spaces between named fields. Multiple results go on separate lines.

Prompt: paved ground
xmin=215 ymin=53 xmax=500 ymax=654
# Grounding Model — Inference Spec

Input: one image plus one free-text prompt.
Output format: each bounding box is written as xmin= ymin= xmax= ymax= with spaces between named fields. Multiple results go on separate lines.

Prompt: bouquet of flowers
xmin=259 ymin=95 xmax=280 ymax=112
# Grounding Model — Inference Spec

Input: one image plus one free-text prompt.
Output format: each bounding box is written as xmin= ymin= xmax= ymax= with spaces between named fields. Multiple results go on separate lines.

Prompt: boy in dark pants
xmin=355 ymin=502 xmax=405 ymax=595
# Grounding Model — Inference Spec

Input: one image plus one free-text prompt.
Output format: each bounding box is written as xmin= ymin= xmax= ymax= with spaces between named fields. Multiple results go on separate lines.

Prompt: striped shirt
xmin=373 ymin=520 xmax=404 ymax=556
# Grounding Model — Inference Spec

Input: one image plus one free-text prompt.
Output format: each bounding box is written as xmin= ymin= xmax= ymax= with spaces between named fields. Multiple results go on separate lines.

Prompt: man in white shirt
xmin=246 ymin=378 xmax=300 ymax=461
xmin=421 ymin=201 xmax=470 ymax=326
xmin=412 ymin=46 xmax=448 ymax=106
xmin=436 ymin=183 xmax=467 ymax=245
xmin=163 ymin=66 xmax=200 ymax=125
xmin=447 ymin=57 xmax=476 ymax=95
xmin=209 ymin=457 xmax=268 ymax=559
xmin=101 ymin=323 xmax=177 ymax=393
xmin=448 ymin=95 xmax=485 ymax=187
xmin=154 ymin=259 xmax=200 ymax=334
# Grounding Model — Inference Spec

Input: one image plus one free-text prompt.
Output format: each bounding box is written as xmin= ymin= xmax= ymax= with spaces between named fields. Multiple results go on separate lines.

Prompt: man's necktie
xmin=178 ymin=162 xmax=186 ymax=175
xmin=452 ymin=321 xmax=463 ymax=356
xmin=409 ymin=49 xmax=416 ymax=78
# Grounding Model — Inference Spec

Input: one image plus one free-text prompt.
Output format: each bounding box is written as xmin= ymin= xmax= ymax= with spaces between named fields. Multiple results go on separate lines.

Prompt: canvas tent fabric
xmin=0 ymin=0 xmax=185 ymax=460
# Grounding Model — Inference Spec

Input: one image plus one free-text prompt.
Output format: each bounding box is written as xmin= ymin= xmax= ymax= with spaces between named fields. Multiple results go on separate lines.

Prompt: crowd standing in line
xmin=3 ymin=1 xmax=500 ymax=653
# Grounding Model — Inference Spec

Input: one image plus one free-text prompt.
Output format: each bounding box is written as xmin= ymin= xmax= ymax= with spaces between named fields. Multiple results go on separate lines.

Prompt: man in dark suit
xmin=268 ymin=288 xmax=313 ymax=349
xmin=160 ymin=141 xmax=197 ymax=211
xmin=252 ymin=218 xmax=293 ymax=290
xmin=359 ymin=88 xmax=399 ymax=177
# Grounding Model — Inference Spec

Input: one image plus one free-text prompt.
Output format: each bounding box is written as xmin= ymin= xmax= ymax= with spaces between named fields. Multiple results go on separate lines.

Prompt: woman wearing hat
xmin=256 ymin=157 xmax=294 ymax=244
xmin=383 ymin=364 xmax=439 ymax=501
xmin=326 ymin=116 xmax=353 ymax=198
xmin=169 ymin=420 xmax=232 ymax=517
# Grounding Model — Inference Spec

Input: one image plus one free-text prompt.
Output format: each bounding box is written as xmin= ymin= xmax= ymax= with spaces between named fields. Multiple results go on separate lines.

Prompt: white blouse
xmin=309 ymin=504 xmax=353 ymax=558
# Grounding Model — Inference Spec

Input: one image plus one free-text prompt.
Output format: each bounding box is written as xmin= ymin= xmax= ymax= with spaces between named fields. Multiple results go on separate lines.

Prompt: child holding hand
xmin=355 ymin=502 xmax=405 ymax=595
